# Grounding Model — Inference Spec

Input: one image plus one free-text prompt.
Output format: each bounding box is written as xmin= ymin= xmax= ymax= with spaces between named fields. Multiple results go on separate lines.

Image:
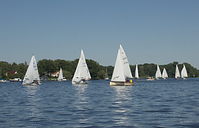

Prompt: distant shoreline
xmin=0 ymin=59 xmax=199 ymax=80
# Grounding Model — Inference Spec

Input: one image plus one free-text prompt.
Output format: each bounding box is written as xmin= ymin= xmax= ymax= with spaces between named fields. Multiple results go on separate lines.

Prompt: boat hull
xmin=22 ymin=83 xmax=40 ymax=86
xmin=109 ymin=81 xmax=134 ymax=86
xmin=22 ymin=80 xmax=40 ymax=86
xmin=72 ymin=80 xmax=88 ymax=85
xmin=58 ymin=79 xmax=67 ymax=82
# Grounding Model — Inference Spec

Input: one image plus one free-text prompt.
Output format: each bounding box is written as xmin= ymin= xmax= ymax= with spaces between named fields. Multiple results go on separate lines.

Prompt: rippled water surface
xmin=0 ymin=79 xmax=199 ymax=128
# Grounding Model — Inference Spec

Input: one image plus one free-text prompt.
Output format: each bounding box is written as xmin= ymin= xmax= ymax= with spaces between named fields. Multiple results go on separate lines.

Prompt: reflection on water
xmin=24 ymin=85 xmax=39 ymax=96
xmin=112 ymin=86 xmax=132 ymax=100
xmin=73 ymin=84 xmax=88 ymax=105
xmin=23 ymin=86 xmax=42 ymax=123
xmin=73 ymin=84 xmax=88 ymax=95
xmin=73 ymin=84 xmax=89 ymax=109
xmin=72 ymin=84 xmax=90 ymax=126
xmin=111 ymin=86 xmax=133 ymax=126
xmin=0 ymin=79 xmax=199 ymax=128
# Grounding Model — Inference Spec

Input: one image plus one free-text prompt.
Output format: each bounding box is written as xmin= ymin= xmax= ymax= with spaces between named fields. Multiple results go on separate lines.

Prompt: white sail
xmin=111 ymin=48 xmax=125 ymax=82
xmin=23 ymin=56 xmax=40 ymax=85
xmin=111 ymin=45 xmax=132 ymax=82
xmin=119 ymin=45 xmax=133 ymax=78
xmin=181 ymin=64 xmax=188 ymax=78
xmin=72 ymin=50 xmax=91 ymax=83
xmin=58 ymin=68 xmax=64 ymax=81
xmin=162 ymin=68 xmax=168 ymax=79
xmin=105 ymin=68 xmax=109 ymax=80
xmin=155 ymin=65 xmax=162 ymax=79
xmin=175 ymin=65 xmax=181 ymax=78
xmin=135 ymin=64 xmax=139 ymax=78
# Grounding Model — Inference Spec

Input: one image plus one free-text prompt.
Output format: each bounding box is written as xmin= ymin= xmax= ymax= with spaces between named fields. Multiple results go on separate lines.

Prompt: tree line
xmin=0 ymin=59 xmax=199 ymax=80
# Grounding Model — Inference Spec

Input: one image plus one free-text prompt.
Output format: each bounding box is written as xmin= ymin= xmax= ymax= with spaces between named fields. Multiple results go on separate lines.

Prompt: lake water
xmin=0 ymin=79 xmax=199 ymax=128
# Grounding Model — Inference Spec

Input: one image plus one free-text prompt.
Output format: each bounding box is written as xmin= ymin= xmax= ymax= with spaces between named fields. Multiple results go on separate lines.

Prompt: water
xmin=0 ymin=79 xmax=199 ymax=128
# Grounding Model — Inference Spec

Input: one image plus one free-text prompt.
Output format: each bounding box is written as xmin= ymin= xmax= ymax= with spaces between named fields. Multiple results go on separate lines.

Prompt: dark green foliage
xmin=106 ymin=66 xmax=114 ymax=78
xmin=38 ymin=59 xmax=58 ymax=76
xmin=87 ymin=59 xmax=105 ymax=79
xmin=0 ymin=60 xmax=199 ymax=80
xmin=0 ymin=61 xmax=27 ymax=79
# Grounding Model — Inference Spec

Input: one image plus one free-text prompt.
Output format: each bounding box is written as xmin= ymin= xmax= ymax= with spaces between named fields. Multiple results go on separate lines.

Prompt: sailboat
xmin=58 ymin=68 xmax=66 ymax=81
xmin=175 ymin=64 xmax=181 ymax=79
xmin=155 ymin=65 xmax=162 ymax=79
xmin=181 ymin=64 xmax=188 ymax=79
xmin=22 ymin=56 xmax=40 ymax=86
xmin=72 ymin=50 xmax=91 ymax=84
xmin=135 ymin=64 xmax=139 ymax=79
xmin=162 ymin=68 xmax=168 ymax=79
xmin=110 ymin=45 xmax=134 ymax=86
xmin=104 ymin=68 xmax=109 ymax=80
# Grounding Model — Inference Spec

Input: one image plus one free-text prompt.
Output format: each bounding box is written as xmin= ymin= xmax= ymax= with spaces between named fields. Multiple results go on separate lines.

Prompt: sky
xmin=0 ymin=0 xmax=199 ymax=68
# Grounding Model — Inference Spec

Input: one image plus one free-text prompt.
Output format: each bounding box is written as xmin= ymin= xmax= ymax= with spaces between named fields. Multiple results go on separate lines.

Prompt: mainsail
xmin=135 ymin=64 xmax=139 ymax=79
xmin=22 ymin=56 xmax=40 ymax=85
xmin=119 ymin=45 xmax=133 ymax=78
xmin=162 ymin=68 xmax=168 ymax=79
xmin=58 ymin=68 xmax=64 ymax=81
xmin=175 ymin=65 xmax=181 ymax=78
xmin=155 ymin=65 xmax=162 ymax=79
xmin=72 ymin=50 xmax=91 ymax=83
xmin=181 ymin=64 xmax=188 ymax=78
xmin=111 ymin=45 xmax=132 ymax=82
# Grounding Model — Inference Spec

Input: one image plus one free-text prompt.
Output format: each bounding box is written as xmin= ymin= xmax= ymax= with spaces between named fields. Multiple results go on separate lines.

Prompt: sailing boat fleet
xmin=176 ymin=64 xmax=188 ymax=79
xmin=154 ymin=65 xmax=169 ymax=80
xmin=22 ymin=45 xmax=189 ymax=86
xmin=152 ymin=64 xmax=187 ymax=80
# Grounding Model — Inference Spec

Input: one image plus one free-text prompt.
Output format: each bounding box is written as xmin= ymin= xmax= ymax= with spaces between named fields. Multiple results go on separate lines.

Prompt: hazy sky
xmin=0 ymin=0 xmax=199 ymax=68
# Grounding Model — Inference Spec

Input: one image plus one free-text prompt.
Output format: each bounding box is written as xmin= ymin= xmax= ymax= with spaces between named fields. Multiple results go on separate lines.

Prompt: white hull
xmin=146 ymin=77 xmax=155 ymax=81
xmin=175 ymin=77 xmax=187 ymax=80
xmin=146 ymin=78 xmax=155 ymax=81
xmin=58 ymin=79 xmax=67 ymax=82
xmin=109 ymin=81 xmax=134 ymax=86
xmin=72 ymin=80 xmax=88 ymax=85
xmin=0 ymin=80 xmax=8 ymax=83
